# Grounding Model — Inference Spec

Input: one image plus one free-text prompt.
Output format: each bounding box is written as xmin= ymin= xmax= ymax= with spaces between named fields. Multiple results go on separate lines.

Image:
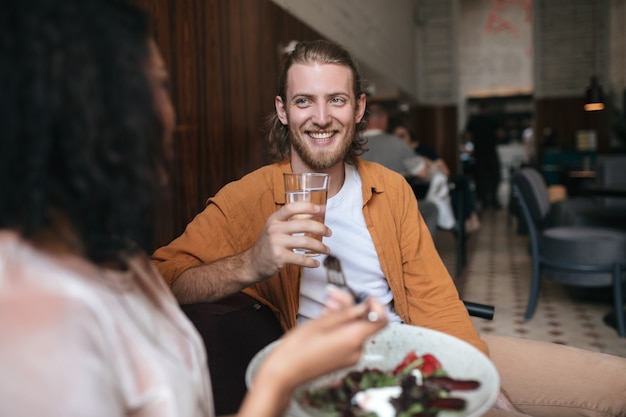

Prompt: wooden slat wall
xmin=412 ymin=105 xmax=459 ymax=178
xmin=135 ymin=0 xmax=323 ymax=249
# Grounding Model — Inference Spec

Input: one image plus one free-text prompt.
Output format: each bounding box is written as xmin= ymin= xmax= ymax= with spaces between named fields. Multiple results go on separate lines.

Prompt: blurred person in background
xmin=392 ymin=121 xmax=479 ymax=233
xmin=361 ymin=102 xmax=441 ymax=232
xmin=391 ymin=120 xmax=450 ymax=177
xmin=522 ymin=117 xmax=537 ymax=166
xmin=464 ymin=101 xmax=503 ymax=210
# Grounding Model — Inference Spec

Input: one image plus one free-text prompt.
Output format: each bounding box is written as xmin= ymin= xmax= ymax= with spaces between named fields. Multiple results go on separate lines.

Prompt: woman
xmin=0 ymin=1 xmax=387 ymax=416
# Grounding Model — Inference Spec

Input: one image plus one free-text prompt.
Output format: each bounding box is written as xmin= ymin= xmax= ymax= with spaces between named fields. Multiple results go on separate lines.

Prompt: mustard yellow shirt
xmin=152 ymin=159 xmax=487 ymax=355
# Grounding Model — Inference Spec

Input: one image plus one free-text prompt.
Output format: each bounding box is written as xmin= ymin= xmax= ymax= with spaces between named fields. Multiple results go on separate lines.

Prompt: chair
xmin=417 ymin=199 xmax=439 ymax=238
xmin=512 ymin=167 xmax=626 ymax=336
xmin=410 ymin=175 xmax=471 ymax=279
xmin=448 ymin=176 xmax=469 ymax=278
xmin=181 ymin=293 xmax=284 ymax=415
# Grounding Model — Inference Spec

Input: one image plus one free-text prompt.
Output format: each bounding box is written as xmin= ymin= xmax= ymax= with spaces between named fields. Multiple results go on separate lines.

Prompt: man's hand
xmin=245 ymin=201 xmax=331 ymax=280
xmin=171 ymin=201 xmax=332 ymax=304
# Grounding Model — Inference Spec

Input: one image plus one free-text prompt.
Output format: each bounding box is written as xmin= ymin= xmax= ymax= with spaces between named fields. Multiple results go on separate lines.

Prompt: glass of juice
xmin=283 ymin=172 xmax=329 ymax=256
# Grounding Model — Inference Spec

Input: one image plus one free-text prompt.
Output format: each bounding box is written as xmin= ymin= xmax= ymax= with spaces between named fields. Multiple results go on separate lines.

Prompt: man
xmin=360 ymin=102 xmax=421 ymax=175
xmin=360 ymin=102 xmax=439 ymax=234
xmin=153 ymin=39 xmax=472 ymax=343
xmin=464 ymin=101 xmax=503 ymax=209
xmin=153 ymin=40 xmax=626 ymax=416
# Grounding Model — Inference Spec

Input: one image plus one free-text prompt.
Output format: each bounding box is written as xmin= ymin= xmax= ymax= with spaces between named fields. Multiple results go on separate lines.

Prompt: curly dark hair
xmin=0 ymin=0 xmax=165 ymax=264
xmin=266 ymin=39 xmax=368 ymax=164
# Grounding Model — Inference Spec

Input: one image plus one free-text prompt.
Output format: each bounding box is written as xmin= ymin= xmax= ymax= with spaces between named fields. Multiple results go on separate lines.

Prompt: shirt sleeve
xmin=395 ymin=176 xmax=489 ymax=355
xmin=151 ymin=199 xmax=243 ymax=286
xmin=151 ymin=174 xmax=277 ymax=288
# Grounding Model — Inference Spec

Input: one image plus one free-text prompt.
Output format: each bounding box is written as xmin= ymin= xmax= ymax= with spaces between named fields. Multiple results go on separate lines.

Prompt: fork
xmin=323 ymin=254 xmax=369 ymax=304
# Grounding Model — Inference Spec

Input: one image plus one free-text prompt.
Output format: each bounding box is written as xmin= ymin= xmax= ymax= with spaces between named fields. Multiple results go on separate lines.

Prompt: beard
xmin=288 ymin=122 xmax=356 ymax=170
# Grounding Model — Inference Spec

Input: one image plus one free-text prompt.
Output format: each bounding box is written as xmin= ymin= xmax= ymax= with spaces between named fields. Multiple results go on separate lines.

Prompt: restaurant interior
xmin=136 ymin=0 xmax=626 ymax=412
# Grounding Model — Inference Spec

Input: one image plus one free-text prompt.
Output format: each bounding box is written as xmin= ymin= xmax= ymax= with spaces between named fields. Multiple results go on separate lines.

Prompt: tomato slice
xmin=392 ymin=351 xmax=420 ymax=375
xmin=392 ymin=352 xmax=443 ymax=377
xmin=419 ymin=353 xmax=442 ymax=376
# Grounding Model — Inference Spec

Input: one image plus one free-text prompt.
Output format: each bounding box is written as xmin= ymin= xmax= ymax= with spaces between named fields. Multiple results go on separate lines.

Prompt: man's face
xmin=275 ymin=63 xmax=366 ymax=171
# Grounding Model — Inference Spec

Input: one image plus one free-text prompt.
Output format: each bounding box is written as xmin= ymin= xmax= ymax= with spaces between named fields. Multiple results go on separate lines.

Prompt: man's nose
xmin=311 ymin=104 xmax=331 ymax=126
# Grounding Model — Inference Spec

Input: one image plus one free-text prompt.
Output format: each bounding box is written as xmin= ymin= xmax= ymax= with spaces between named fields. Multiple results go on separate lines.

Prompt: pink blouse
xmin=0 ymin=231 xmax=214 ymax=417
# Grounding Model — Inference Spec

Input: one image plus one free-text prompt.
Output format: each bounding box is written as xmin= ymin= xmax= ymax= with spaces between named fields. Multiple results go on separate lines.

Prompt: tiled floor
xmin=434 ymin=208 xmax=626 ymax=358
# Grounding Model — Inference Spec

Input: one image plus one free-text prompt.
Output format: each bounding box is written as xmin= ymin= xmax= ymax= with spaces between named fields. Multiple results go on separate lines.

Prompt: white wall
xmin=458 ymin=0 xmax=533 ymax=99
xmin=534 ymin=0 xmax=609 ymax=99
xmin=272 ymin=0 xmax=622 ymax=116
xmin=270 ymin=0 xmax=417 ymax=98
xmin=415 ymin=0 xmax=457 ymax=105
xmin=414 ymin=0 xmax=533 ymax=127
xmin=609 ymin=0 xmax=626 ymax=112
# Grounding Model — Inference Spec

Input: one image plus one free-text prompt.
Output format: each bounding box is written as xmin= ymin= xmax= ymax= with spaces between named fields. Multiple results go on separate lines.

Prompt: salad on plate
xmin=298 ymin=351 xmax=481 ymax=417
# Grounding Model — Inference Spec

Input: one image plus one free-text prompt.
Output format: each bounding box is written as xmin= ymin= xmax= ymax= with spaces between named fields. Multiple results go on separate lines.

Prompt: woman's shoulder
xmin=0 ymin=233 xmax=197 ymax=416
xmin=0 ymin=232 xmax=112 ymax=315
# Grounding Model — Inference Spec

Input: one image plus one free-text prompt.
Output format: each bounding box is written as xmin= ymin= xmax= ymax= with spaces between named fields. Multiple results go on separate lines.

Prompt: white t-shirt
xmin=298 ymin=164 xmax=402 ymax=324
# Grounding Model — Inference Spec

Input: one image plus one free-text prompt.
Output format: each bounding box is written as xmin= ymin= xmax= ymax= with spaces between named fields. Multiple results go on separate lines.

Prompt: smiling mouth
xmin=307 ymin=131 xmax=335 ymax=141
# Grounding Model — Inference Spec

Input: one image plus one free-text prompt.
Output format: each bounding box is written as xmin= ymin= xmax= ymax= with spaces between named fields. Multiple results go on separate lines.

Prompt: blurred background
xmin=137 ymin=0 xmax=625 ymax=247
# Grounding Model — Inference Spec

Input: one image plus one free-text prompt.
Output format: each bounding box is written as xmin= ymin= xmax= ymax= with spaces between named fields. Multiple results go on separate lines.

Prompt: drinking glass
xmin=283 ymin=172 xmax=329 ymax=256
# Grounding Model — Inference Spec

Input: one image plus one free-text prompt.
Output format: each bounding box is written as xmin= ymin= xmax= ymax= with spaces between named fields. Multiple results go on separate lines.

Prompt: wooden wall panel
xmin=135 ymin=0 xmax=323 ymax=248
xmin=413 ymin=105 xmax=460 ymax=177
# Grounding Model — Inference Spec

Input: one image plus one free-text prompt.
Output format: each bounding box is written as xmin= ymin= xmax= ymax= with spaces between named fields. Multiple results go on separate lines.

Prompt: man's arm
xmin=164 ymin=202 xmax=331 ymax=304
xmin=170 ymin=250 xmax=261 ymax=304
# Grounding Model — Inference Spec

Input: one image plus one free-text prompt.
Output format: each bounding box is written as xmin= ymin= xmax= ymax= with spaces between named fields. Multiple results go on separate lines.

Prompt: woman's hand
xmin=238 ymin=290 xmax=387 ymax=417
xmin=263 ymin=291 xmax=387 ymax=387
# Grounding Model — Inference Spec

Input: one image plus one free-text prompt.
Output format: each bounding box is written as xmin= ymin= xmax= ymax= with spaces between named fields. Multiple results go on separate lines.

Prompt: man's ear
xmin=275 ymin=96 xmax=288 ymax=125
xmin=355 ymin=93 xmax=366 ymax=123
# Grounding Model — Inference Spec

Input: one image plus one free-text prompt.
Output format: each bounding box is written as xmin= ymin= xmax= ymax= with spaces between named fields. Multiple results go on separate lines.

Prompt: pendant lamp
xmin=584 ymin=2 xmax=604 ymax=112
xmin=584 ymin=76 xmax=605 ymax=111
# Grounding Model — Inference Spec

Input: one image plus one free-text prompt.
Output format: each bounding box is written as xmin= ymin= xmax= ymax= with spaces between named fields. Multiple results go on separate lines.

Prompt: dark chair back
xmin=181 ymin=293 xmax=284 ymax=415
xmin=512 ymin=168 xmax=551 ymax=225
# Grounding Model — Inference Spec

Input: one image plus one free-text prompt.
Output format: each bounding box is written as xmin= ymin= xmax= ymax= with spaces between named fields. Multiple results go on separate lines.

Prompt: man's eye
xmin=330 ymin=97 xmax=345 ymax=105
xmin=295 ymin=98 xmax=310 ymax=105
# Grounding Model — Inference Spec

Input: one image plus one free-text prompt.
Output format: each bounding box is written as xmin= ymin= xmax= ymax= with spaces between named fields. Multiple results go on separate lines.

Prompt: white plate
xmin=246 ymin=323 xmax=500 ymax=417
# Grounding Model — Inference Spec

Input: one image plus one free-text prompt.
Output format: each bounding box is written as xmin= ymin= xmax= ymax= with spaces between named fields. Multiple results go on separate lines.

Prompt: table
xmin=583 ymin=184 xmax=626 ymax=198
xmin=568 ymin=169 xmax=596 ymax=179
xmin=565 ymin=170 xmax=596 ymax=196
